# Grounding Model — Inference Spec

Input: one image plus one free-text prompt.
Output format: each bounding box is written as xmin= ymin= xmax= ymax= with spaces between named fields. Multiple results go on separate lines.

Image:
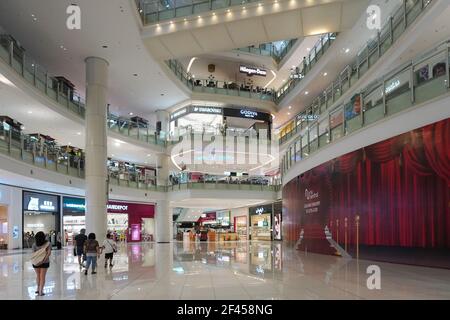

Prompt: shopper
xmin=102 ymin=233 xmax=117 ymax=268
xmin=56 ymin=231 xmax=62 ymax=250
xmin=84 ymin=233 xmax=100 ymax=275
xmin=31 ymin=231 xmax=51 ymax=296
xmin=74 ymin=228 xmax=87 ymax=267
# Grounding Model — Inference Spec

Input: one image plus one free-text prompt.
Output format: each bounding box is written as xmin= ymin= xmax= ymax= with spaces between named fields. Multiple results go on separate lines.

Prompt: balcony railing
xmin=166 ymin=59 xmax=276 ymax=101
xmin=278 ymin=0 xmax=433 ymax=145
xmin=275 ymin=33 xmax=338 ymax=104
xmin=281 ymin=38 xmax=450 ymax=178
xmin=136 ymin=0 xmax=262 ymax=25
xmin=0 ymin=35 xmax=167 ymax=147
xmin=0 ymin=123 xmax=281 ymax=193
xmin=235 ymin=39 xmax=298 ymax=63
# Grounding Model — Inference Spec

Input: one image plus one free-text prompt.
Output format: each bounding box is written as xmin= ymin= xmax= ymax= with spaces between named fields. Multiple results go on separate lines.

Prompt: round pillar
xmin=84 ymin=57 xmax=109 ymax=241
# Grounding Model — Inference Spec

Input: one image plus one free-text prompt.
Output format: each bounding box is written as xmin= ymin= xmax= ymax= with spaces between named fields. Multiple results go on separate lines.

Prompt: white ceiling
xmin=142 ymin=0 xmax=370 ymax=60
xmin=0 ymin=0 xmax=189 ymax=118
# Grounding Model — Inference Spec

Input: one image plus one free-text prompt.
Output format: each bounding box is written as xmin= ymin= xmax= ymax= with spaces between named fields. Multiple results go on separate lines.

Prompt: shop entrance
xmin=0 ymin=205 xmax=8 ymax=249
xmin=23 ymin=191 xmax=60 ymax=248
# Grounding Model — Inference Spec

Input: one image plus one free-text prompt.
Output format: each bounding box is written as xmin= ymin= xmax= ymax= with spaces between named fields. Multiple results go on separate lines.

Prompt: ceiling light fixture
xmin=288 ymin=106 xmax=292 ymax=109
xmin=345 ymin=48 xmax=350 ymax=53
xmin=129 ymin=112 xmax=134 ymax=116
xmin=76 ymin=132 xmax=81 ymax=135
xmin=305 ymin=91 xmax=309 ymax=95
xmin=323 ymin=72 xmax=328 ymax=76
xmin=27 ymin=111 xmax=33 ymax=114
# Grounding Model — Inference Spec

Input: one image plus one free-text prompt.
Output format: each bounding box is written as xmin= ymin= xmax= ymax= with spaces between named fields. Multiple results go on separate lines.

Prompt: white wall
xmin=0 ymin=184 xmax=23 ymax=249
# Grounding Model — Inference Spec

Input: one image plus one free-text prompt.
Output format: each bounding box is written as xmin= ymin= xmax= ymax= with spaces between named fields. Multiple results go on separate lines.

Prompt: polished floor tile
xmin=0 ymin=241 xmax=449 ymax=300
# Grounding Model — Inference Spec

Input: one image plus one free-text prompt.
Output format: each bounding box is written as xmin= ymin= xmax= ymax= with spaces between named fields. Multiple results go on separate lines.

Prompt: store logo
xmin=305 ymin=189 xmax=319 ymax=200
xmin=27 ymin=197 xmax=40 ymax=211
xmin=192 ymin=106 xmax=221 ymax=114
xmin=385 ymin=79 xmax=400 ymax=95
xmin=256 ymin=207 xmax=264 ymax=214
xmin=40 ymin=201 xmax=55 ymax=211
xmin=107 ymin=204 xmax=128 ymax=211
xmin=366 ymin=5 xmax=381 ymax=30
xmin=26 ymin=223 xmax=45 ymax=228
xmin=290 ymin=73 xmax=304 ymax=80
xmin=170 ymin=108 xmax=187 ymax=120
xmin=240 ymin=109 xmax=258 ymax=118
xmin=65 ymin=203 xmax=86 ymax=209
xmin=66 ymin=5 xmax=81 ymax=30
xmin=239 ymin=65 xmax=267 ymax=77
xmin=298 ymin=114 xmax=319 ymax=121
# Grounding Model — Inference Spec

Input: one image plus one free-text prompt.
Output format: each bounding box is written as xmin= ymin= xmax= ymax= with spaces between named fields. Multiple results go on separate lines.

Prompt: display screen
xmin=274 ymin=213 xmax=282 ymax=240
xmin=63 ymin=197 xmax=86 ymax=215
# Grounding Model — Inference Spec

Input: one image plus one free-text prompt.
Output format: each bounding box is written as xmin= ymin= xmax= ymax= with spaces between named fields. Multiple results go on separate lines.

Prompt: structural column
xmin=156 ymin=109 xmax=170 ymax=136
xmin=155 ymin=200 xmax=172 ymax=243
xmin=84 ymin=57 xmax=109 ymax=241
xmin=155 ymin=153 xmax=171 ymax=242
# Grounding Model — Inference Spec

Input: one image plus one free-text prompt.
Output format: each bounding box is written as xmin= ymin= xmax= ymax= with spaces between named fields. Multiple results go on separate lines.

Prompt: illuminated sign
xmin=170 ymin=108 xmax=188 ymax=121
xmin=240 ymin=109 xmax=258 ymax=118
xmin=26 ymin=223 xmax=45 ymax=228
xmin=23 ymin=192 xmax=59 ymax=212
xmin=239 ymin=65 xmax=267 ymax=77
xmin=298 ymin=114 xmax=319 ymax=121
xmin=255 ymin=207 xmax=264 ymax=214
xmin=192 ymin=106 xmax=222 ymax=114
xmin=290 ymin=74 xmax=304 ymax=80
xmin=385 ymin=79 xmax=400 ymax=94
xmin=107 ymin=204 xmax=128 ymax=211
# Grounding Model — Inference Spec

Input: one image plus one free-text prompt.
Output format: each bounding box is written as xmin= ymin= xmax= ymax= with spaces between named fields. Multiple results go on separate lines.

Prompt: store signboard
xmin=63 ymin=197 xmax=86 ymax=215
xmin=249 ymin=204 xmax=273 ymax=215
xmin=223 ymin=108 xmax=271 ymax=122
xmin=239 ymin=65 xmax=267 ymax=77
xmin=170 ymin=107 xmax=188 ymax=121
xmin=191 ymin=106 xmax=222 ymax=115
xmin=23 ymin=191 xmax=59 ymax=212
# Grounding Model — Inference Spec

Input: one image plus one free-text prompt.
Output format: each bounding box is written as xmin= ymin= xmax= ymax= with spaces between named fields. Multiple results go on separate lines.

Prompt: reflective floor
xmin=1 ymin=241 xmax=450 ymax=300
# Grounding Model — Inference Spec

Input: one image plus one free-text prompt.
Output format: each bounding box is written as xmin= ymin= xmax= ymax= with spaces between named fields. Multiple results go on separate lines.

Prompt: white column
xmin=156 ymin=109 xmax=170 ymax=135
xmin=84 ymin=57 xmax=109 ymax=241
xmin=155 ymin=200 xmax=172 ymax=242
xmin=157 ymin=153 xmax=169 ymax=186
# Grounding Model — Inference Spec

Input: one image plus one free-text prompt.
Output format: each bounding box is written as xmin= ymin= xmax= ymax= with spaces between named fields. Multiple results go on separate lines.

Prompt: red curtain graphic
xmin=283 ymin=119 xmax=450 ymax=250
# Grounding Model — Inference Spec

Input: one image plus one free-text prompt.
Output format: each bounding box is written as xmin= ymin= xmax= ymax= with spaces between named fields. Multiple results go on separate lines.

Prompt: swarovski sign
xmin=192 ymin=106 xmax=222 ymax=114
xmin=239 ymin=65 xmax=267 ymax=77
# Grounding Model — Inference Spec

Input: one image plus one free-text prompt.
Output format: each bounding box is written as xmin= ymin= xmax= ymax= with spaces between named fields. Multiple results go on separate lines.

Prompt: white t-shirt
xmin=102 ymin=239 xmax=116 ymax=254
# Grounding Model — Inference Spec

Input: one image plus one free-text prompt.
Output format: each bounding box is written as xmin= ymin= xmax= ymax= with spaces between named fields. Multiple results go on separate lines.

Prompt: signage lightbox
xmin=23 ymin=191 xmax=59 ymax=213
xmin=239 ymin=65 xmax=267 ymax=77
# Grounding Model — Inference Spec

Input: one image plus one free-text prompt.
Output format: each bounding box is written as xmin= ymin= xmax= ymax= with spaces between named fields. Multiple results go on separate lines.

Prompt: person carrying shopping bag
xmin=102 ymin=233 xmax=117 ymax=268
xmin=83 ymin=233 xmax=100 ymax=275
xmin=31 ymin=231 xmax=52 ymax=296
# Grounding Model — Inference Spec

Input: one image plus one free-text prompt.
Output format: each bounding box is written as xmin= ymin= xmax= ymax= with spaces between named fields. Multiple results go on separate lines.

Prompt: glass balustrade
xmin=136 ymin=0 xmax=262 ymax=24
xmin=278 ymin=0 xmax=433 ymax=145
xmin=0 ymin=122 xmax=281 ymax=192
xmin=0 ymin=34 xmax=167 ymax=148
xmin=236 ymin=39 xmax=297 ymax=63
xmin=281 ymin=37 xmax=450 ymax=178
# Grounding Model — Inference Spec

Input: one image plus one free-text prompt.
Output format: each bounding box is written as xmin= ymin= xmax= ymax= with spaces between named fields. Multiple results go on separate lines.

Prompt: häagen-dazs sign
xmin=239 ymin=65 xmax=267 ymax=77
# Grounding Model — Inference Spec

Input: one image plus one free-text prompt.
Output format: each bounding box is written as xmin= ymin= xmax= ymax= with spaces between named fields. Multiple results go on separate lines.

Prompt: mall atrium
xmin=0 ymin=0 xmax=449 ymax=301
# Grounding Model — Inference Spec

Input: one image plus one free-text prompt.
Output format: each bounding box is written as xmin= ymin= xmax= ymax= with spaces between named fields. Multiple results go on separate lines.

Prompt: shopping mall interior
xmin=0 ymin=0 xmax=449 ymax=302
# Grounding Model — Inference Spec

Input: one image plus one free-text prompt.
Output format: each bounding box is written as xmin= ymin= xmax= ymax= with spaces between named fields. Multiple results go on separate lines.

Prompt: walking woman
xmin=31 ymin=231 xmax=51 ymax=296
xmin=84 ymin=233 xmax=100 ymax=275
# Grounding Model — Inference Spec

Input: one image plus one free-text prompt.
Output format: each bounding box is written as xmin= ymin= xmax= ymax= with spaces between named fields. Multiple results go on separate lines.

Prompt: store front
xmin=234 ymin=216 xmax=248 ymax=241
xmin=0 ymin=205 xmax=7 ymax=249
xmin=249 ymin=204 xmax=273 ymax=241
xmin=22 ymin=191 xmax=60 ymax=248
xmin=61 ymin=197 xmax=155 ymax=243
xmin=169 ymin=105 xmax=272 ymax=138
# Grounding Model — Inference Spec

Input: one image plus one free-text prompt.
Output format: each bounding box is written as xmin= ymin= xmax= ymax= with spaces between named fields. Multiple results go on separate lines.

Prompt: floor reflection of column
xmin=155 ymin=242 xmax=173 ymax=295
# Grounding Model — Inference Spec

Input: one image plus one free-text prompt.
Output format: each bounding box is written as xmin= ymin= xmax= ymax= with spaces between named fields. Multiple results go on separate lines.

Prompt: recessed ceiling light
xmin=287 ymin=112 xmax=291 ymax=115
xmin=288 ymin=106 xmax=292 ymax=109
xmin=27 ymin=111 xmax=33 ymax=114
xmin=76 ymin=132 xmax=81 ymax=135
xmin=323 ymin=72 xmax=328 ymax=76
xmin=345 ymin=48 xmax=350 ymax=53
xmin=129 ymin=112 xmax=134 ymax=116
xmin=305 ymin=91 xmax=309 ymax=95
